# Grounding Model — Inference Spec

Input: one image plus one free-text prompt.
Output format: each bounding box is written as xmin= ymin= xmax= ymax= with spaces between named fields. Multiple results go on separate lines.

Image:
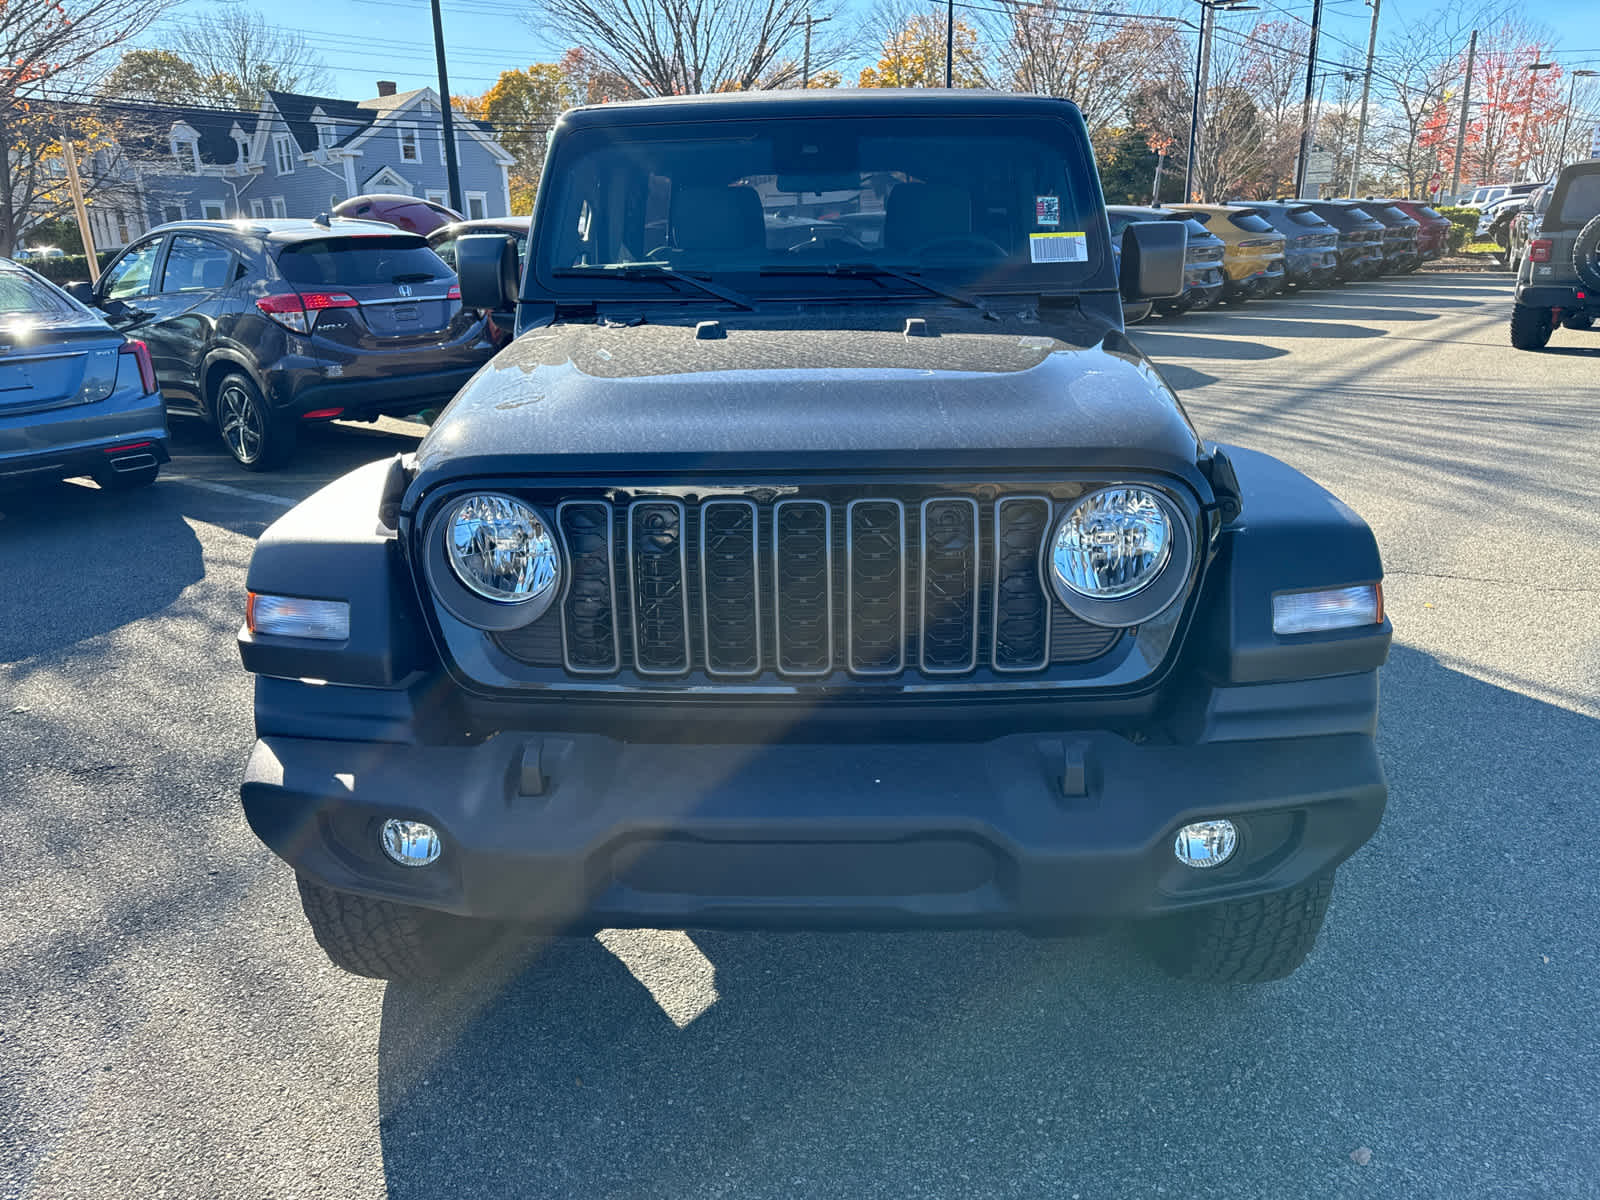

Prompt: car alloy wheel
xmin=219 ymin=380 xmax=266 ymax=465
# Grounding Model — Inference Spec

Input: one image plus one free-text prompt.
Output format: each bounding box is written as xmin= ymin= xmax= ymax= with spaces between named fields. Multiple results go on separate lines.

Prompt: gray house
xmin=87 ymin=82 xmax=515 ymax=250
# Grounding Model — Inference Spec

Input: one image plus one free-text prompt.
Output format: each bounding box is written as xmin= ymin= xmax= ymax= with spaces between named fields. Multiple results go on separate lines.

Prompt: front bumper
xmin=242 ymin=720 xmax=1387 ymax=932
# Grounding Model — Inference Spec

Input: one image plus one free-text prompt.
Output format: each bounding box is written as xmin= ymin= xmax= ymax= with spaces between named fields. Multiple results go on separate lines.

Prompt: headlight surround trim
xmin=1042 ymin=485 xmax=1194 ymax=629
xmin=423 ymin=492 xmax=563 ymax=632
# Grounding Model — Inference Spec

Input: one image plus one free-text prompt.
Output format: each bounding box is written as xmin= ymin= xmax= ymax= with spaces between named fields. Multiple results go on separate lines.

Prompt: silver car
xmin=0 ymin=258 xmax=168 ymax=490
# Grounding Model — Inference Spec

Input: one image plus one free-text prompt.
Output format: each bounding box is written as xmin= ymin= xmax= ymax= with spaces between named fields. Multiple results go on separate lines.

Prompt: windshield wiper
xmin=760 ymin=263 xmax=994 ymax=317
xmin=553 ymin=264 xmax=758 ymax=311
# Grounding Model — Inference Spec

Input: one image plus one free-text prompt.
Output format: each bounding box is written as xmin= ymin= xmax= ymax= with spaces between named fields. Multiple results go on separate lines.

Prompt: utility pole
xmin=794 ymin=13 xmax=831 ymax=88
xmin=430 ymin=0 xmax=463 ymax=214
xmin=60 ymin=137 xmax=100 ymax=283
xmin=1349 ymin=0 xmax=1380 ymax=196
xmin=945 ymin=0 xmax=955 ymax=87
xmin=1293 ymin=0 xmax=1325 ymax=199
xmin=1450 ymin=29 xmax=1477 ymax=199
xmin=1185 ymin=3 xmax=1210 ymax=202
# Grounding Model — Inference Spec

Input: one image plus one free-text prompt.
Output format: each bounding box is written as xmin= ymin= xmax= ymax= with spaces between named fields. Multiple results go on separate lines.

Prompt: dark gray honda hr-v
xmin=65 ymin=217 xmax=496 ymax=470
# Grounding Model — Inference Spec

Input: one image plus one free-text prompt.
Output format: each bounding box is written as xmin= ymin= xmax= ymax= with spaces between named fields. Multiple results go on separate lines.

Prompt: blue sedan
xmin=0 ymin=258 xmax=169 ymax=490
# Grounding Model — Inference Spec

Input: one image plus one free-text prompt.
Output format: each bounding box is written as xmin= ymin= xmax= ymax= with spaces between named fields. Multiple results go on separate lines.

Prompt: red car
xmin=1373 ymin=200 xmax=1451 ymax=260
xmin=331 ymin=193 xmax=462 ymax=236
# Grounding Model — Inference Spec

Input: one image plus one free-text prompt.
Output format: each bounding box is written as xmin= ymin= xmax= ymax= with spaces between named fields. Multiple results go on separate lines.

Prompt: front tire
xmin=1509 ymin=304 xmax=1553 ymax=350
xmin=214 ymin=371 xmax=296 ymax=471
xmin=295 ymin=876 xmax=510 ymax=983
xmin=1140 ymin=873 xmax=1336 ymax=984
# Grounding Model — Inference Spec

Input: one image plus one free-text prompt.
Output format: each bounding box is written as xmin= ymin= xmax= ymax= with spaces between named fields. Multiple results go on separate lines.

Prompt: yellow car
xmin=1170 ymin=204 xmax=1287 ymax=302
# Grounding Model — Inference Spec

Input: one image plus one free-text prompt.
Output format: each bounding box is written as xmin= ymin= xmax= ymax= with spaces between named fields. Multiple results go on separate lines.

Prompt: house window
xmin=465 ymin=191 xmax=487 ymax=221
xmin=250 ymin=199 xmax=266 ymax=218
xmin=425 ymin=188 xmax=449 ymax=207
xmin=398 ymin=124 xmax=419 ymax=162
xmin=161 ymin=204 xmax=183 ymax=223
xmin=234 ymin=135 xmax=250 ymax=165
xmin=274 ymin=134 xmax=295 ymax=175
xmin=173 ymin=138 xmax=200 ymax=173
xmin=318 ymin=123 xmax=336 ymax=150
xmin=201 ymin=200 xmax=226 ymax=220
xmin=270 ymin=196 xmax=288 ymax=219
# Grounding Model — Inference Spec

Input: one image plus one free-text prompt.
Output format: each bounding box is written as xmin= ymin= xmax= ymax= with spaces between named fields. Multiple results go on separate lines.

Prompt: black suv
xmin=66 ymin=218 xmax=495 ymax=469
xmin=1302 ymin=201 xmax=1385 ymax=280
xmin=238 ymin=91 xmax=1390 ymax=987
xmin=1511 ymin=158 xmax=1600 ymax=348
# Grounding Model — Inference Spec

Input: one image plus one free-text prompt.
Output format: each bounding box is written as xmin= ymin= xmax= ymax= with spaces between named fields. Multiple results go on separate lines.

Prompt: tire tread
xmin=1144 ymin=873 xmax=1335 ymax=984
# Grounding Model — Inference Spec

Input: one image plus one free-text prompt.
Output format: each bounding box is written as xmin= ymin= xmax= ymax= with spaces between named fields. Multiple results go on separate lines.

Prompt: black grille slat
xmin=557 ymin=500 xmax=619 ymax=673
xmin=992 ymin=496 xmax=1050 ymax=671
xmin=774 ymin=499 xmax=833 ymax=676
xmin=919 ymin=497 xmax=979 ymax=673
xmin=628 ymin=500 xmax=690 ymax=675
xmin=846 ymin=499 xmax=905 ymax=675
xmin=700 ymin=499 xmax=761 ymax=676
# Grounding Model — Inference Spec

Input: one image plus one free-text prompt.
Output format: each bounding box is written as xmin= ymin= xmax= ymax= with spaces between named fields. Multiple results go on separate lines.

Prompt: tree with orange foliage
xmin=1 ymin=0 xmax=178 ymax=255
xmin=857 ymin=10 xmax=984 ymax=89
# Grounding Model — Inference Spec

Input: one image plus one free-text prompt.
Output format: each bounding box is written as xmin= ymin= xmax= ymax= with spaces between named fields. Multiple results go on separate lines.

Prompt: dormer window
xmin=234 ymin=134 xmax=250 ymax=165
xmin=274 ymin=134 xmax=296 ymax=175
xmin=318 ymin=122 xmax=337 ymax=151
xmin=172 ymin=136 xmax=200 ymax=173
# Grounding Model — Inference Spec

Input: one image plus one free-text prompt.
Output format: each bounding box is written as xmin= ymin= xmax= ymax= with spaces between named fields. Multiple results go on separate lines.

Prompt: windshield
xmin=276 ymin=237 xmax=450 ymax=287
xmin=537 ymin=115 xmax=1105 ymax=300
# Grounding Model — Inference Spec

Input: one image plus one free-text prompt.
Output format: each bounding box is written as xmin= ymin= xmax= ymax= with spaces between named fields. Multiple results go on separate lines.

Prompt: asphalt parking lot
xmin=3 ymin=270 xmax=1598 ymax=1199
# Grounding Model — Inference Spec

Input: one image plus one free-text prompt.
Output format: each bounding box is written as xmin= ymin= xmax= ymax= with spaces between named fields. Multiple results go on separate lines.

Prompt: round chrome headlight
xmin=1045 ymin=486 xmax=1191 ymax=628
xmin=445 ymin=493 xmax=560 ymax=604
xmin=1051 ymin=486 xmax=1171 ymax=599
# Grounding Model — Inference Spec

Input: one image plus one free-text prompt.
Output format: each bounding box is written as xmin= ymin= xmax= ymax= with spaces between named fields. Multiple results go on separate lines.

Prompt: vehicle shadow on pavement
xmin=0 ymin=480 xmax=205 ymax=664
xmin=371 ymin=645 xmax=1600 ymax=1200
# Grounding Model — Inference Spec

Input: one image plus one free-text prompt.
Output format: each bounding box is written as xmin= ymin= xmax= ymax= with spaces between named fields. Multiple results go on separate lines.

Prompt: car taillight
xmin=1528 ymin=239 xmax=1553 ymax=264
xmin=118 ymin=339 xmax=157 ymax=394
xmin=255 ymin=291 xmax=358 ymax=333
xmin=448 ymin=284 xmax=461 ymax=301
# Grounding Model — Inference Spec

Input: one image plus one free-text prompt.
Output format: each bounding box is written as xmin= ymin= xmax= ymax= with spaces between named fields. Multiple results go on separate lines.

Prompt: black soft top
xmin=559 ymin=89 xmax=1085 ymax=129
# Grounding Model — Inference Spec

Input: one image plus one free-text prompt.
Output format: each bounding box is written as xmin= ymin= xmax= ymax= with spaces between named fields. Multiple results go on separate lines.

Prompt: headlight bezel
xmin=1042 ymin=484 xmax=1195 ymax=629
xmin=422 ymin=491 xmax=563 ymax=631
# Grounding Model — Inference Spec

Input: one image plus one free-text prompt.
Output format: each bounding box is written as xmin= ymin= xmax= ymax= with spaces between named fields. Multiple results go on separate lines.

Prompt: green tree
xmin=858 ymin=14 xmax=983 ymax=88
xmin=1095 ymin=129 xmax=1159 ymax=205
xmin=100 ymin=48 xmax=202 ymax=105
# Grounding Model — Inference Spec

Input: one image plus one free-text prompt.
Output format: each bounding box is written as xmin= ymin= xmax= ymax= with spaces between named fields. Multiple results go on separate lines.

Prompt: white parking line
xmin=163 ymin=474 xmax=298 ymax=509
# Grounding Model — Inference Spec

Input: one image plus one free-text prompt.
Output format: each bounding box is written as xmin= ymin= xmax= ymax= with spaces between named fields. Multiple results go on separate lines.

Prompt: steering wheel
xmin=908 ymin=234 xmax=1009 ymax=261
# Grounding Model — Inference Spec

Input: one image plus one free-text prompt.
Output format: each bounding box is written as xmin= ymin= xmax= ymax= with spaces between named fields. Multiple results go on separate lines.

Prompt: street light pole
xmin=430 ymin=0 xmax=463 ymax=214
xmin=1349 ymin=0 xmax=1380 ymax=196
xmin=1520 ymin=55 xmax=1555 ymax=179
xmin=1184 ymin=1 xmax=1257 ymax=204
xmin=1558 ymin=70 xmax=1598 ymax=169
xmin=1293 ymin=0 xmax=1325 ymax=199
xmin=1449 ymin=29 xmax=1478 ymax=199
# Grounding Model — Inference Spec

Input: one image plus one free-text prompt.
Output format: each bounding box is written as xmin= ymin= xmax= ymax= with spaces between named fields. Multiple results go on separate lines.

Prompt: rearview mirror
xmin=1118 ymin=221 xmax=1187 ymax=302
xmin=456 ymin=234 xmax=519 ymax=313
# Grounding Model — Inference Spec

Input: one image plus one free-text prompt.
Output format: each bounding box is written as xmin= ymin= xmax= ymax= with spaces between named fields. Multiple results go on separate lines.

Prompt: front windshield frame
xmin=528 ymin=113 xmax=1112 ymax=305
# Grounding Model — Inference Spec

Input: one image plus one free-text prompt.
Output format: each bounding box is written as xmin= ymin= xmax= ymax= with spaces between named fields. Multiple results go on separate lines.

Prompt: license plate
xmin=393 ymin=306 xmax=418 ymax=322
xmin=0 ymin=364 xmax=30 ymax=391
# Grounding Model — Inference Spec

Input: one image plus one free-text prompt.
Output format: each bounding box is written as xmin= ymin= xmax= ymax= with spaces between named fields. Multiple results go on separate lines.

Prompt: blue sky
xmin=149 ymin=0 xmax=1600 ymax=102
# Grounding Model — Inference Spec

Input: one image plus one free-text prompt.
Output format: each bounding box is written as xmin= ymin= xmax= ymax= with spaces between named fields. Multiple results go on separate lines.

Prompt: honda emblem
xmin=398 ymin=284 xmax=413 ymax=297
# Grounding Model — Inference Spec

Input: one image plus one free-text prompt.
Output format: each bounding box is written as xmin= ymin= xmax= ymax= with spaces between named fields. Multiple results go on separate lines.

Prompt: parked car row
xmin=1108 ymin=197 xmax=1449 ymax=324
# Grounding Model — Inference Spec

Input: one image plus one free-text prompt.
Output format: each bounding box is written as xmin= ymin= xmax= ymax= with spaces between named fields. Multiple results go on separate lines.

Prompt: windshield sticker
xmin=1029 ymin=231 xmax=1087 ymax=263
xmin=1035 ymin=195 xmax=1061 ymax=226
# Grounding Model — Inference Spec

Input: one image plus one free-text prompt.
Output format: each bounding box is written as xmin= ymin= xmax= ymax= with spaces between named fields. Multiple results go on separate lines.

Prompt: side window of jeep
xmin=1557 ymin=174 xmax=1600 ymax=227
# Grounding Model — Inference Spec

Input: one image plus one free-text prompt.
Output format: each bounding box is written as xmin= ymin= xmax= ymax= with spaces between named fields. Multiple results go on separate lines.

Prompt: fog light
xmin=1174 ymin=819 xmax=1238 ymax=869
xmin=380 ymin=819 xmax=441 ymax=868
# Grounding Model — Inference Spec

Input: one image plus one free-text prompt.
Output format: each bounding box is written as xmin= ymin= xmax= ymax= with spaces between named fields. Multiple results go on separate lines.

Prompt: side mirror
xmin=63 ymin=281 xmax=98 ymax=306
xmin=1118 ymin=221 xmax=1187 ymax=302
xmin=456 ymin=234 xmax=519 ymax=313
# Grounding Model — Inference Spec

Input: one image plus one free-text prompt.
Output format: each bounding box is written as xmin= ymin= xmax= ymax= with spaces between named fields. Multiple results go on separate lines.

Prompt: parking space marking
xmin=163 ymin=474 xmax=298 ymax=509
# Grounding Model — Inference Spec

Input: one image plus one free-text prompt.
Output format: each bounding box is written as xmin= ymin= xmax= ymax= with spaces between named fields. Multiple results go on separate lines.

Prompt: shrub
xmin=1435 ymin=206 xmax=1481 ymax=253
xmin=23 ymin=253 xmax=115 ymax=286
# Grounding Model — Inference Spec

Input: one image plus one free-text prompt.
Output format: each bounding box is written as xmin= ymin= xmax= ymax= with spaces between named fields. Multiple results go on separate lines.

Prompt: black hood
xmin=411 ymin=309 xmax=1205 ymax=489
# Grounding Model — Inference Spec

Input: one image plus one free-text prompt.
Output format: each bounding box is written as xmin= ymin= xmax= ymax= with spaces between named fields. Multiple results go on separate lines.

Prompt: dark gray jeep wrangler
xmin=1511 ymin=156 xmax=1600 ymax=349
xmin=238 ymin=91 xmax=1391 ymax=986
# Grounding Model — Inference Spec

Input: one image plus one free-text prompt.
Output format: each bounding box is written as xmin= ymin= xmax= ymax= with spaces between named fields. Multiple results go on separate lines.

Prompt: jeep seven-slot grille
xmin=495 ymin=491 xmax=1122 ymax=682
